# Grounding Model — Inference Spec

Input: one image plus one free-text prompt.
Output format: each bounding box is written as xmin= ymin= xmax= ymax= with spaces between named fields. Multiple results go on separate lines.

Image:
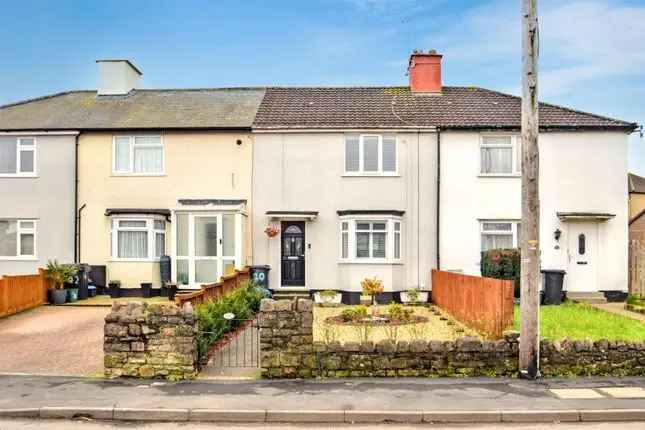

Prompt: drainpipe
xmin=436 ymin=127 xmax=441 ymax=270
xmin=77 ymin=204 xmax=86 ymax=263
xmin=74 ymin=134 xmax=79 ymax=263
xmin=417 ymin=129 xmax=421 ymax=288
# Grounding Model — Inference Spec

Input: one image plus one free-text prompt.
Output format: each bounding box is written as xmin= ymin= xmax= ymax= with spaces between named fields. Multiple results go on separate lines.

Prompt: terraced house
xmin=0 ymin=51 xmax=637 ymax=300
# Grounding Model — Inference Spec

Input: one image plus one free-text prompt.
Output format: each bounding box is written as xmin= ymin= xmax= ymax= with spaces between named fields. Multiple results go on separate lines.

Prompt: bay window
xmin=340 ymin=217 xmax=402 ymax=263
xmin=0 ymin=219 xmax=36 ymax=259
xmin=0 ymin=137 xmax=36 ymax=176
xmin=111 ymin=217 xmax=166 ymax=260
xmin=113 ymin=135 xmax=164 ymax=175
xmin=480 ymin=135 xmax=520 ymax=175
xmin=344 ymin=134 xmax=397 ymax=175
xmin=480 ymin=220 xmax=521 ymax=251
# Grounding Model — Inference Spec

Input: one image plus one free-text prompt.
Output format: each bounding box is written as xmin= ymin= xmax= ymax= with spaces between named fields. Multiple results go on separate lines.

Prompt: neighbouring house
xmin=252 ymin=51 xmax=637 ymax=301
xmin=0 ymin=60 xmax=264 ymax=290
xmin=0 ymin=128 xmax=77 ymax=275
xmin=628 ymin=173 xmax=645 ymax=231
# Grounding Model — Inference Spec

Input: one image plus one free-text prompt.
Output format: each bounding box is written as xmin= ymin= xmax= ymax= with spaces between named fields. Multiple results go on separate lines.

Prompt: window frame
xmin=344 ymin=134 xmax=398 ymax=176
xmin=0 ymin=219 xmax=37 ymax=260
xmin=480 ymin=220 xmax=521 ymax=251
xmin=110 ymin=216 xmax=167 ymax=262
xmin=479 ymin=134 xmax=521 ymax=177
xmin=339 ymin=215 xmax=402 ymax=264
xmin=0 ymin=137 xmax=38 ymax=177
xmin=111 ymin=135 xmax=165 ymax=176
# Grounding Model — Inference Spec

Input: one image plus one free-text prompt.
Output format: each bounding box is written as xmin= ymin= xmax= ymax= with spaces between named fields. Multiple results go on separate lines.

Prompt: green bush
xmin=481 ymin=248 xmax=521 ymax=297
xmin=341 ymin=305 xmax=368 ymax=322
xmin=195 ymin=282 xmax=264 ymax=360
xmin=387 ymin=303 xmax=414 ymax=322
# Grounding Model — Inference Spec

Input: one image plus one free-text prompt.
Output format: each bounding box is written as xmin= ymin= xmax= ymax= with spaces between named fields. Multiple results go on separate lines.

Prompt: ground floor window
xmin=480 ymin=220 xmax=521 ymax=251
xmin=340 ymin=217 xmax=402 ymax=263
xmin=0 ymin=219 xmax=36 ymax=259
xmin=111 ymin=217 xmax=166 ymax=260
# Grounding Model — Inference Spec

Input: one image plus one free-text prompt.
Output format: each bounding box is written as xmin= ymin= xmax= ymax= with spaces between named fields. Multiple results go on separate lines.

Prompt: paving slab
xmin=597 ymin=387 xmax=645 ymax=398
xmin=549 ymin=388 xmax=605 ymax=399
xmin=345 ymin=410 xmax=422 ymax=423
xmin=501 ymin=410 xmax=580 ymax=422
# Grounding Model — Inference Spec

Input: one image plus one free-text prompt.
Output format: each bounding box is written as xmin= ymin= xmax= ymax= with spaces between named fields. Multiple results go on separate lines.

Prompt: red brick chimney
xmin=408 ymin=49 xmax=442 ymax=93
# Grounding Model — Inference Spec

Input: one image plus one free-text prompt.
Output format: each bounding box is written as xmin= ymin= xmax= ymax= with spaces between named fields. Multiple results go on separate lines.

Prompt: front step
xmin=272 ymin=289 xmax=310 ymax=300
xmin=567 ymin=292 xmax=607 ymax=304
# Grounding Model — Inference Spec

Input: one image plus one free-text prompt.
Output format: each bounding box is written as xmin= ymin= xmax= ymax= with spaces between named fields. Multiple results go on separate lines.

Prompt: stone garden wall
xmin=104 ymin=301 xmax=198 ymax=380
xmin=259 ymin=298 xmax=645 ymax=378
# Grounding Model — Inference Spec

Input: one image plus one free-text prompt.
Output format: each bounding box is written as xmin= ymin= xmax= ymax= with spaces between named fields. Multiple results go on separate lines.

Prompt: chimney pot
xmin=408 ymin=50 xmax=442 ymax=93
xmin=96 ymin=59 xmax=142 ymax=96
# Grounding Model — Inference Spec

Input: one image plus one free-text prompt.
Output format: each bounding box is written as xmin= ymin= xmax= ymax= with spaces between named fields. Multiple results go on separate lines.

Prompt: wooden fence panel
xmin=629 ymin=234 xmax=645 ymax=297
xmin=431 ymin=269 xmax=514 ymax=339
xmin=175 ymin=267 xmax=251 ymax=308
xmin=0 ymin=269 xmax=49 ymax=318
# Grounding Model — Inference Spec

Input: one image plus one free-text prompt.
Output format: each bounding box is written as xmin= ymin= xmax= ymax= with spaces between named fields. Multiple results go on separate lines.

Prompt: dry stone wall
xmin=259 ymin=298 xmax=645 ymax=378
xmin=104 ymin=301 xmax=198 ymax=380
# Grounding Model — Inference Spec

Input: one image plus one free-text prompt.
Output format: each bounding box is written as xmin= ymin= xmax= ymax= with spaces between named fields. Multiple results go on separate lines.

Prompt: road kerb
xmin=266 ymin=409 xmax=345 ymax=423
xmin=580 ymin=409 xmax=645 ymax=422
xmin=189 ymin=409 xmax=266 ymax=422
xmin=39 ymin=406 xmax=114 ymax=420
xmin=0 ymin=408 xmax=39 ymax=418
xmin=345 ymin=410 xmax=423 ymax=423
xmin=501 ymin=410 xmax=580 ymax=423
xmin=113 ymin=407 xmax=189 ymax=422
xmin=423 ymin=410 xmax=501 ymax=423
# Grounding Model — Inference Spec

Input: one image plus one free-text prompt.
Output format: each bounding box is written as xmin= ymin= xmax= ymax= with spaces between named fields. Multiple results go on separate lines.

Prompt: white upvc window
xmin=479 ymin=135 xmax=521 ymax=176
xmin=0 ymin=219 xmax=37 ymax=260
xmin=344 ymin=134 xmax=397 ymax=175
xmin=112 ymin=135 xmax=164 ymax=175
xmin=339 ymin=216 xmax=402 ymax=263
xmin=480 ymin=220 xmax=521 ymax=251
xmin=111 ymin=217 xmax=166 ymax=261
xmin=0 ymin=137 xmax=37 ymax=177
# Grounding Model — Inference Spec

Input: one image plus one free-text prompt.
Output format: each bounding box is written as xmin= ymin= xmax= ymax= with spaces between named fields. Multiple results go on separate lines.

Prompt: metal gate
xmin=208 ymin=317 xmax=260 ymax=368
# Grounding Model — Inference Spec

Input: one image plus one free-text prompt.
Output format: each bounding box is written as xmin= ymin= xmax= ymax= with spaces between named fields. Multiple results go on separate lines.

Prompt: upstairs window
xmin=0 ymin=219 xmax=36 ymax=259
xmin=480 ymin=135 xmax=520 ymax=175
xmin=113 ymin=136 xmax=164 ymax=175
xmin=0 ymin=137 xmax=36 ymax=176
xmin=345 ymin=134 xmax=397 ymax=175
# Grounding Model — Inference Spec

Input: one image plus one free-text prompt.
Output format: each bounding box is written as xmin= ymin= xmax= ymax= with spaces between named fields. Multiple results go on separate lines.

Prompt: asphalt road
xmin=0 ymin=419 xmax=644 ymax=429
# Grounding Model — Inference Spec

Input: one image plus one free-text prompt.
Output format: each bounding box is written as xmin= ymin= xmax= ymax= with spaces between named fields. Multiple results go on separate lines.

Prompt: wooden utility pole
xmin=519 ymin=0 xmax=540 ymax=379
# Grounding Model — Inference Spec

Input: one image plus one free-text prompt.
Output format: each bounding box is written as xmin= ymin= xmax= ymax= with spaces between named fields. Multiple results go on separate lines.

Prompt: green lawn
xmin=513 ymin=301 xmax=645 ymax=341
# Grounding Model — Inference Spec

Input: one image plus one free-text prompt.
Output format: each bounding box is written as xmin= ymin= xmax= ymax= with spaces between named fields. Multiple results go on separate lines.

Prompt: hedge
xmin=481 ymin=248 xmax=521 ymax=297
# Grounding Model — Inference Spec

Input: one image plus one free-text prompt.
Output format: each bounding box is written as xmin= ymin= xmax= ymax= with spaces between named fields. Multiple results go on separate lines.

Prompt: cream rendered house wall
xmin=252 ymin=131 xmax=437 ymax=294
xmin=440 ymin=131 xmax=629 ymax=292
xmin=78 ymin=131 xmax=253 ymax=288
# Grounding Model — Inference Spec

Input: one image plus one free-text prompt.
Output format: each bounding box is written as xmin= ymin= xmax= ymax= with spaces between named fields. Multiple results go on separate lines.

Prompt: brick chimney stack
xmin=408 ymin=49 xmax=442 ymax=94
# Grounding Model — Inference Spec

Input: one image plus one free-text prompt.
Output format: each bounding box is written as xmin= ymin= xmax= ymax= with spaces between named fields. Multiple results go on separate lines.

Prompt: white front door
xmin=173 ymin=212 xmax=239 ymax=287
xmin=566 ymin=222 xmax=598 ymax=292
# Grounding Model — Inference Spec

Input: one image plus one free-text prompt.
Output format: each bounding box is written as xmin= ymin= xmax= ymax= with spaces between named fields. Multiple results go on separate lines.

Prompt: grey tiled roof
xmin=253 ymin=86 xmax=636 ymax=130
xmin=0 ymin=88 xmax=265 ymax=130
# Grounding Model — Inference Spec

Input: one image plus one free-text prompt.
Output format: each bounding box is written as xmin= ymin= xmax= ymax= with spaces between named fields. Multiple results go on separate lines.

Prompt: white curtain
xmin=114 ymin=137 xmax=131 ymax=171
xmin=118 ymin=231 xmax=148 ymax=258
xmin=481 ymin=147 xmax=513 ymax=174
xmin=0 ymin=138 xmax=17 ymax=174
xmin=134 ymin=146 xmax=162 ymax=173
xmin=0 ymin=220 xmax=17 ymax=256
xmin=482 ymin=234 xmax=513 ymax=251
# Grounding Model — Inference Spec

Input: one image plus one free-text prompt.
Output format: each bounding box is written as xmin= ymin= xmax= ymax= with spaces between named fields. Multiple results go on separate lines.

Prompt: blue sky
xmin=1 ymin=0 xmax=643 ymax=173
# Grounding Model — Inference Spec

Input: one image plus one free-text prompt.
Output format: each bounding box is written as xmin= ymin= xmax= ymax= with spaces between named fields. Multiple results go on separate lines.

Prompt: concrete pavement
xmin=0 ymin=375 xmax=644 ymax=423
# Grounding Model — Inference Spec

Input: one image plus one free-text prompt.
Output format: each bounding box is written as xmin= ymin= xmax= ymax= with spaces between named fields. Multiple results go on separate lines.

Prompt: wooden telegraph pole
xmin=519 ymin=0 xmax=540 ymax=379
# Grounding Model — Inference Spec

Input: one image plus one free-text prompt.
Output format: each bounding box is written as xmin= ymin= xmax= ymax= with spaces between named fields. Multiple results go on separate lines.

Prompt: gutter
xmin=436 ymin=127 xmax=441 ymax=270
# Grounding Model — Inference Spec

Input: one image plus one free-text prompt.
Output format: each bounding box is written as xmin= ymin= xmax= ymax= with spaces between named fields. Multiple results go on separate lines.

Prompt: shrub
xmin=406 ymin=288 xmax=420 ymax=303
xmin=387 ymin=303 xmax=414 ymax=323
xmin=45 ymin=260 xmax=78 ymax=290
xmin=481 ymin=248 xmax=521 ymax=297
xmin=340 ymin=305 xmax=368 ymax=322
xmin=195 ymin=282 xmax=264 ymax=360
xmin=361 ymin=277 xmax=384 ymax=302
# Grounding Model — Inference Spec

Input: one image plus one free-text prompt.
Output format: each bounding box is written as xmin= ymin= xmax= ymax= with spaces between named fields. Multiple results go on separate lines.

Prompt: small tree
xmin=361 ymin=277 xmax=384 ymax=316
xmin=45 ymin=260 xmax=78 ymax=290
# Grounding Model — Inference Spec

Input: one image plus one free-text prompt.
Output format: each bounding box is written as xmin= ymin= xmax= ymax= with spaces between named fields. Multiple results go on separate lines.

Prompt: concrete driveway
xmin=0 ymin=306 xmax=108 ymax=376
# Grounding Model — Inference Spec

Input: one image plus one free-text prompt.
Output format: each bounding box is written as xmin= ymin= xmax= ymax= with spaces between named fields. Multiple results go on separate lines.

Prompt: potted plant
xmin=314 ymin=290 xmax=342 ymax=306
xmin=108 ymin=280 xmax=121 ymax=298
xmin=166 ymin=282 xmax=178 ymax=301
xmin=361 ymin=276 xmax=384 ymax=317
xmin=400 ymin=288 xmax=429 ymax=304
xmin=141 ymin=282 xmax=153 ymax=298
xmin=45 ymin=260 xmax=78 ymax=305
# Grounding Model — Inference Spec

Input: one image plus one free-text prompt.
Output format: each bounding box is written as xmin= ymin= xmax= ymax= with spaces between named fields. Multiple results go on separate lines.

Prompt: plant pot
xmin=108 ymin=281 xmax=121 ymax=298
xmin=166 ymin=283 xmax=178 ymax=301
xmin=314 ymin=292 xmax=342 ymax=306
xmin=141 ymin=282 xmax=153 ymax=298
xmin=66 ymin=288 xmax=79 ymax=303
xmin=400 ymin=291 xmax=429 ymax=304
xmin=51 ymin=289 xmax=67 ymax=305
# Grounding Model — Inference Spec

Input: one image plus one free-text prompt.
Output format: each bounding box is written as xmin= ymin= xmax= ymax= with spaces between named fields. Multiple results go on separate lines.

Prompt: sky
xmin=0 ymin=0 xmax=643 ymax=173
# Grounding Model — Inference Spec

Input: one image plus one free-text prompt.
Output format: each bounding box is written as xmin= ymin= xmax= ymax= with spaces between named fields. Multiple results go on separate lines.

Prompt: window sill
xmin=342 ymin=173 xmax=400 ymax=178
xmin=339 ymin=260 xmax=404 ymax=265
xmin=0 ymin=256 xmax=38 ymax=261
xmin=0 ymin=174 xmax=38 ymax=178
xmin=478 ymin=174 xmax=521 ymax=178
xmin=109 ymin=259 xmax=161 ymax=263
xmin=111 ymin=173 xmax=167 ymax=177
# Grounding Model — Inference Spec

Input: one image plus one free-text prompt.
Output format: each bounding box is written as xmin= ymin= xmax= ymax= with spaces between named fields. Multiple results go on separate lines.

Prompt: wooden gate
xmin=0 ymin=269 xmax=49 ymax=318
